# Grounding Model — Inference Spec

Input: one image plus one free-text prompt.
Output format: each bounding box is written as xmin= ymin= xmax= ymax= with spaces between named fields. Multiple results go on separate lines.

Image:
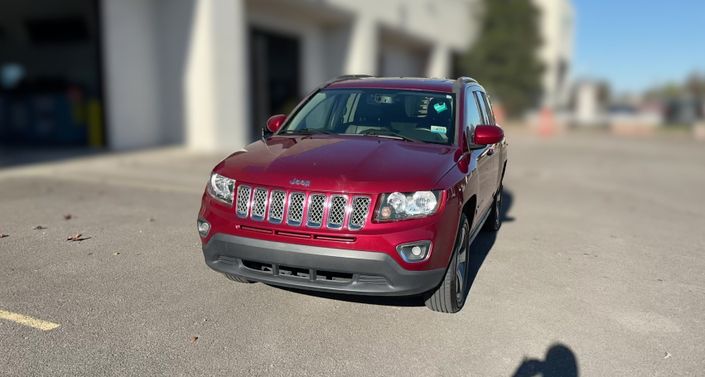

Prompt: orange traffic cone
xmin=493 ymin=103 xmax=506 ymax=126
xmin=538 ymin=107 xmax=556 ymax=137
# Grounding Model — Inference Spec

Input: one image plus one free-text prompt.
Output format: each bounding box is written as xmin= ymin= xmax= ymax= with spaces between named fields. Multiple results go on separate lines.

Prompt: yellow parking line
xmin=0 ymin=309 xmax=60 ymax=331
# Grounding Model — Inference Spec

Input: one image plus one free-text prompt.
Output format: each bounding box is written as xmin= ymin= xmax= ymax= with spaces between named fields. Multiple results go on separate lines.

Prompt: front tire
xmin=425 ymin=213 xmax=471 ymax=313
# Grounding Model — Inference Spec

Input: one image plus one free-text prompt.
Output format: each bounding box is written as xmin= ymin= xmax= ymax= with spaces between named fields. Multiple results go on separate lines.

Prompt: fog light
xmin=197 ymin=220 xmax=210 ymax=237
xmin=397 ymin=241 xmax=431 ymax=263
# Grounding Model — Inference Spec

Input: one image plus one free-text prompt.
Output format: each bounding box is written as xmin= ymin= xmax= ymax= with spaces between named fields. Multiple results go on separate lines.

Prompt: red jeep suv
xmin=197 ymin=76 xmax=507 ymax=313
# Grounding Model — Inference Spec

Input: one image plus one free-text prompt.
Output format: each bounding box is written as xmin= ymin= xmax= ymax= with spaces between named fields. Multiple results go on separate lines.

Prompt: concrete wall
xmin=246 ymin=1 xmax=350 ymax=95
xmin=184 ymin=0 xmax=249 ymax=151
xmin=102 ymin=0 xmax=161 ymax=150
xmin=103 ymin=0 xmax=249 ymax=151
xmin=330 ymin=0 xmax=479 ymax=78
xmin=154 ymin=0 xmax=196 ymax=145
xmin=326 ymin=0 xmax=477 ymax=51
xmin=379 ymin=29 xmax=429 ymax=77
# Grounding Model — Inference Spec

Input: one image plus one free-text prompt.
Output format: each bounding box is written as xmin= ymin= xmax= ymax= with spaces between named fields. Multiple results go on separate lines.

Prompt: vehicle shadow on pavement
xmin=511 ymin=343 xmax=579 ymax=377
xmin=466 ymin=188 xmax=514 ymax=301
xmin=501 ymin=188 xmax=516 ymax=223
xmin=272 ymin=188 xmax=515 ymax=308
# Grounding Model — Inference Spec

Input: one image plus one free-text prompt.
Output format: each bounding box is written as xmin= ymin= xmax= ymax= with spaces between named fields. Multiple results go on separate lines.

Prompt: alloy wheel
xmin=455 ymin=220 xmax=470 ymax=306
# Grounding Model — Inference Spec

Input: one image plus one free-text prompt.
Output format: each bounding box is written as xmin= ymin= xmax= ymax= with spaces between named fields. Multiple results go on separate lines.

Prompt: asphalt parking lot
xmin=1 ymin=130 xmax=704 ymax=376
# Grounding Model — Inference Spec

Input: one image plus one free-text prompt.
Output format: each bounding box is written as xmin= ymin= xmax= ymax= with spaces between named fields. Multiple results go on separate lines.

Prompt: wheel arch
xmin=462 ymin=194 xmax=477 ymax=230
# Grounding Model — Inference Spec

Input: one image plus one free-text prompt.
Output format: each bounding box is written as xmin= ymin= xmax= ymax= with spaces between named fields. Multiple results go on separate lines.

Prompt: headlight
xmin=207 ymin=173 xmax=235 ymax=205
xmin=375 ymin=190 xmax=442 ymax=221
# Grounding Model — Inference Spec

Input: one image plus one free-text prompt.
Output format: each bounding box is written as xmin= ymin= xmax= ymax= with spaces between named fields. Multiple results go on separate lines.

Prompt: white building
xmin=573 ymin=80 xmax=607 ymax=126
xmin=105 ymin=0 xmax=482 ymax=152
xmin=1 ymin=0 xmax=571 ymax=152
xmin=532 ymin=0 xmax=575 ymax=109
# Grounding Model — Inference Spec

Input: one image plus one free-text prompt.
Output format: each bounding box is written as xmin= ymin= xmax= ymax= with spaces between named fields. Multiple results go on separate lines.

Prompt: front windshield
xmin=279 ymin=89 xmax=456 ymax=145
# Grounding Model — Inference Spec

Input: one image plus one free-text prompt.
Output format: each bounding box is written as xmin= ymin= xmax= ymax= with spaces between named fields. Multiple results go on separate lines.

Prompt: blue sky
xmin=572 ymin=0 xmax=705 ymax=93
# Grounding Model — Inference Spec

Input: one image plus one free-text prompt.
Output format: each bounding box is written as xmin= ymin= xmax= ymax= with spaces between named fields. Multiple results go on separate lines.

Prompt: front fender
xmin=434 ymin=154 xmax=481 ymax=240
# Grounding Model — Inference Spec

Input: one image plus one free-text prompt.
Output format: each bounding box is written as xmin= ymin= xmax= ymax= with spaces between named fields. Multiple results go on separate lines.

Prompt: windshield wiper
xmin=360 ymin=129 xmax=421 ymax=143
xmin=281 ymin=128 xmax=335 ymax=135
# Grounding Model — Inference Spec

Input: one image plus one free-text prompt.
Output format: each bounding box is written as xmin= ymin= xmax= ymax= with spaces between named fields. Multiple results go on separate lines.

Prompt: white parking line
xmin=0 ymin=309 xmax=61 ymax=331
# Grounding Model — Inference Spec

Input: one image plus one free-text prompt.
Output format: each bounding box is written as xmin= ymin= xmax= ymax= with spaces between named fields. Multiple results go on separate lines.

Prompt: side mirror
xmin=472 ymin=124 xmax=504 ymax=146
xmin=264 ymin=114 xmax=287 ymax=136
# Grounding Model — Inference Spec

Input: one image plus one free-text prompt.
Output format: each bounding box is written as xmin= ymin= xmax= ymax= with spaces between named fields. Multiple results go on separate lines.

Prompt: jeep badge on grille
xmin=289 ymin=178 xmax=311 ymax=187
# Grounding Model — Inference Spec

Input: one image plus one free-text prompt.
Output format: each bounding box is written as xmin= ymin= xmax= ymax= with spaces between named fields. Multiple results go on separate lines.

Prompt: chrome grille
xmin=251 ymin=188 xmax=268 ymax=221
xmin=268 ymin=190 xmax=286 ymax=224
xmin=287 ymin=192 xmax=306 ymax=226
xmin=349 ymin=196 xmax=371 ymax=230
xmin=235 ymin=185 xmax=252 ymax=218
xmin=306 ymin=194 xmax=326 ymax=228
xmin=234 ymin=183 xmax=371 ymax=231
xmin=327 ymin=195 xmax=347 ymax=229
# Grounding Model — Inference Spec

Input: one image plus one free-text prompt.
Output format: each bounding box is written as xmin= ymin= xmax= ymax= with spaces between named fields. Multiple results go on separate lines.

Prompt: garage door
xmin=0 ymin=0 xmax=104 ymax=147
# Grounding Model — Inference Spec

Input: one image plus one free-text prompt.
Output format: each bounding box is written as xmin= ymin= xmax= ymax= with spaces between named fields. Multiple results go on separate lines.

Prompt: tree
xmin=457 ymin=0 xmax=544 ymax=117
xmin=685 ymin=73 xmax=705 ymax=99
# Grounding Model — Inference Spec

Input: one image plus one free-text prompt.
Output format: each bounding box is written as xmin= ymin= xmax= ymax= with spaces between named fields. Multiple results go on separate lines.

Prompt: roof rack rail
xmin=335 ymin=74 xmax=374 ymax=81
xmin=456 ymin=76 xmax=478 ymax=84
xmin=323 ymin=74 xmax=374 ymax=87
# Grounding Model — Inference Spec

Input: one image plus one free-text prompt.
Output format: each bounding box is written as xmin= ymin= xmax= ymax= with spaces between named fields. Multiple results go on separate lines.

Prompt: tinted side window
xmin=465 ymin=89 xmax=483 ymax=127
xmin=474 ymin=92 xmax=490 ymax=124
xmin=479 ymin=92 xmax=496 ymax=124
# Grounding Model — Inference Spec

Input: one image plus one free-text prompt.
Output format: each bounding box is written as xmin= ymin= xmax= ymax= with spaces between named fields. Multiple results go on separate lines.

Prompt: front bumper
xmin=203 ymin=233 xmax=445 ymax=296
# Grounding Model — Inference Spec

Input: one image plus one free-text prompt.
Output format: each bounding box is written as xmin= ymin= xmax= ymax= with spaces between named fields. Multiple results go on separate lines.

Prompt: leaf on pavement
xmin=64 ymin=214 xmax=73 ymax=220
xmin=0 ymin=234 xmax=8 ymax=238
xmin=67 ymin=233 xmax=91 ymax=242
xmin=34 ymin=225 xmax=48 ymax=230
xmin=190 ymin=336 xmax=199 ymax=344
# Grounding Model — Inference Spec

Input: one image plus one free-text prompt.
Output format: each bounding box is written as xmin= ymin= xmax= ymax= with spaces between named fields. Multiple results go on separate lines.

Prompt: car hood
xmin=216 ymin=135 xmax=458 ymax=193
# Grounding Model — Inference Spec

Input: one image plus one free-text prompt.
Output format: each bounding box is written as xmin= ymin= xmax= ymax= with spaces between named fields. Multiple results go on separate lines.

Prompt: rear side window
xmin=473 ymin=92 xmax=490 ymax=124
xmin=479 ymin=92 xmax=496 ymax=124
xmin=465 ymin=89 xmax=483 ymax=127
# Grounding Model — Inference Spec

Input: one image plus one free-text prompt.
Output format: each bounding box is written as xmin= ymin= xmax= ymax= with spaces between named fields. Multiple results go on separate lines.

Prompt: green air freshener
xmin=434 ymin=102 xmax=447 ymax=113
